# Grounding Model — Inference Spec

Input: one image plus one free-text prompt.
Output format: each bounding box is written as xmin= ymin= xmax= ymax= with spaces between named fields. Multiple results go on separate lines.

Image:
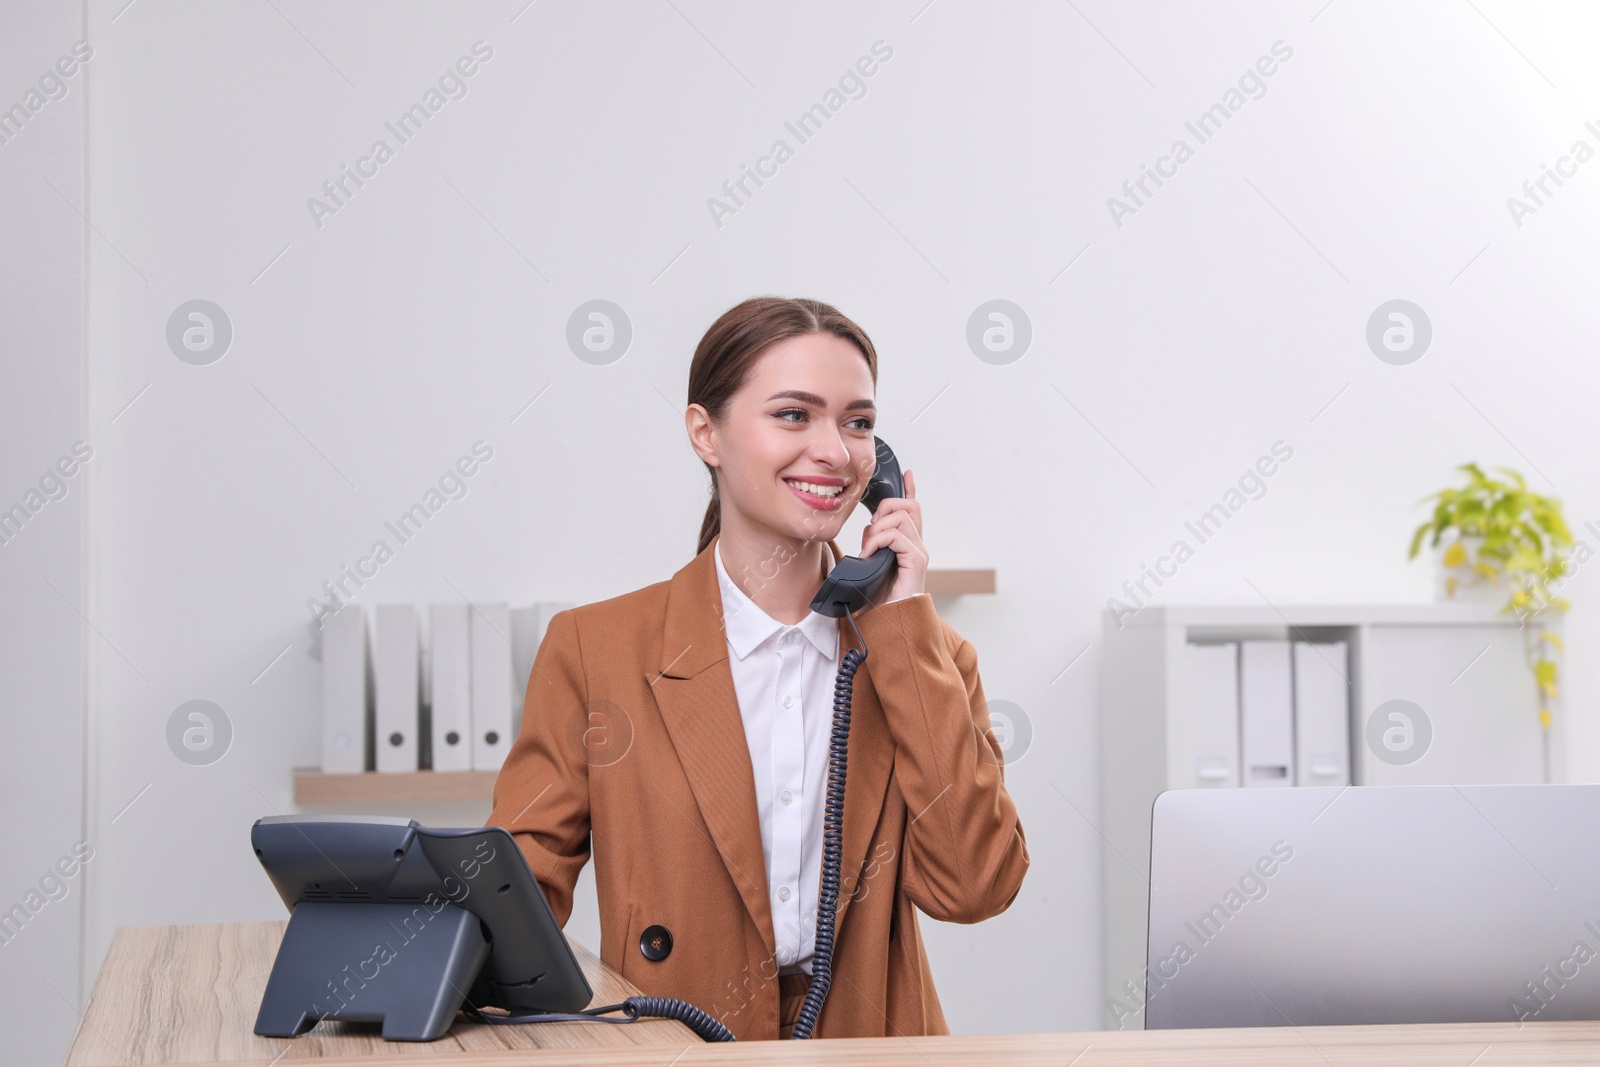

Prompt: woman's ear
xmin=685 ymin=403 xmax=721 ymax=468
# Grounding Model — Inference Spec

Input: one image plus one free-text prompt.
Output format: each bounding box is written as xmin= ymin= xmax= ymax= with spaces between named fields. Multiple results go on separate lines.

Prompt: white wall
xmin=0 ymin=2 xmax=89 ymax=1065
xmin=9 ymin=0 xmax=1600 ymax=1056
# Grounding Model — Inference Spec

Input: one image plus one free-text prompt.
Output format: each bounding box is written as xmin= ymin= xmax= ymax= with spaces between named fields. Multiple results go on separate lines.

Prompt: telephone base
xmin=254 ymin=900 xmax=489 ymax=1042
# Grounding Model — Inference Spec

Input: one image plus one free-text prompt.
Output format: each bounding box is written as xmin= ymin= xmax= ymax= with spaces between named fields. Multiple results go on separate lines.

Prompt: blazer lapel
xmin=649 ymin=535 xmax=897 ymax=964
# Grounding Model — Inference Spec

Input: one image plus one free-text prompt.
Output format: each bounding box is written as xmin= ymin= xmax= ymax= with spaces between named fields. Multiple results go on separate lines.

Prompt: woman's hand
xmin=860 ymin=468 xmax=927 ymax=605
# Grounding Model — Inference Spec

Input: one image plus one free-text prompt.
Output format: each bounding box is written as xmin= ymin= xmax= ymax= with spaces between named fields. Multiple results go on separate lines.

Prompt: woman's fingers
xmin=860 ymin=469 xmax=925 ymax=569
xmin=859 ymin=497 xmax=930 ymax=604
xmin=869 ymin=494 xmax=922 ymax=536
xmin=861 ymin=508 xmax=925 ymax=557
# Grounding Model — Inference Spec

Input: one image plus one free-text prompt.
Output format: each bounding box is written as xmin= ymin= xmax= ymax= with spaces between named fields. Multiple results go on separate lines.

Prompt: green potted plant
xmin=1408 ymin=464 xmax=1573 ymax=732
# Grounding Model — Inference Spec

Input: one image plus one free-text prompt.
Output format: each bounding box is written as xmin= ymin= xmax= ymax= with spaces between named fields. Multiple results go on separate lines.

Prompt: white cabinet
xmin=1357 ymin=623 xmax=1548 ymax=785
xmin=1098 ymin=604 xmax=1563 ymax=1030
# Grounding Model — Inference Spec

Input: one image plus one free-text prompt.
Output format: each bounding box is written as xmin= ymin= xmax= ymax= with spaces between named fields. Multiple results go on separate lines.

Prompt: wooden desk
xmin=62 ymin=921 xmax=697 ymax=1064
xmin=63 ymin=922 xmax=1600 ymax=1065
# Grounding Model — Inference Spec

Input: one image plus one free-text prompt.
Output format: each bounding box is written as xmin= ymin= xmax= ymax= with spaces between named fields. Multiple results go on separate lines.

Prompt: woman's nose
xmin=809 ymin=430 xmax=849 ymax=470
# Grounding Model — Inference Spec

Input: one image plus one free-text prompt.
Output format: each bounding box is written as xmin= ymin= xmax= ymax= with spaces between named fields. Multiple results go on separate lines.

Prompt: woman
xmin=486 ymin=296 xmax=1029 ymax=1040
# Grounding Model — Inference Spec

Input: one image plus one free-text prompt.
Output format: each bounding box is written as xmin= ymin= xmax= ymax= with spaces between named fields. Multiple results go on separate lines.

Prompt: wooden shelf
xmin=925 ymin=567 xmax=995 ymax=596
xmin=293 ymin=768 xmax=496 ymax=805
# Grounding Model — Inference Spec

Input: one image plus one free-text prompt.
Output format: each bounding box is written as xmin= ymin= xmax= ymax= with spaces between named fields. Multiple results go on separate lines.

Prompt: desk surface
xmin=63 ymin=922 xmax=1600 ymax=1066
xmin=62 ymin=920 xmax=697 ymax=1065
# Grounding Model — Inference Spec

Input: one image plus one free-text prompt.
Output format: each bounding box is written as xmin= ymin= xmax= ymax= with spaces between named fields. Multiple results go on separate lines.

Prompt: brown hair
xmin=688 ymin=297 xmax=879 ymax=556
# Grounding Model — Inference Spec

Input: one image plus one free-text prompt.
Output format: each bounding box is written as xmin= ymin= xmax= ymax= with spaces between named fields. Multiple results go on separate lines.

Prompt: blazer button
xmin=639 ymin=924 xmax=673 ymax=961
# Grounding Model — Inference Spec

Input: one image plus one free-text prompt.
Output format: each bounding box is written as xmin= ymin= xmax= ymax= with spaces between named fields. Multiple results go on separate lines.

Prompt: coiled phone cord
xmin=467 ymin=607 xmax=869 ymax=1044
xmin=463 ymin=997 xmax=737 ymax=1041
xmin=789 ymin=604 xmax=866 ymax=1039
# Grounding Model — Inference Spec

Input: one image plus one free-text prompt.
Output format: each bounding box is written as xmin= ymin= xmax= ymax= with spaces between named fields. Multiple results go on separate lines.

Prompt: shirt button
xmin=782 ymin=694 xmax=794 ymax=709
xmin=780 ymin=789 xmax=793 ymax=805
xmin=778 ymin=887 xmax=791 ymax=902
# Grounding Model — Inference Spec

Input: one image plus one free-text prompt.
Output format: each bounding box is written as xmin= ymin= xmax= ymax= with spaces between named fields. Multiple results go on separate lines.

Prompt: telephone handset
xmin=810 ymin=438 xmax=904 ymax=618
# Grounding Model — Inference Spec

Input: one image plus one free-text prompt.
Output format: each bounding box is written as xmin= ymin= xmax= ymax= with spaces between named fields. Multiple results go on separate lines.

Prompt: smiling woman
xmin=485 ymin=296 xmax=1029 ymax=1041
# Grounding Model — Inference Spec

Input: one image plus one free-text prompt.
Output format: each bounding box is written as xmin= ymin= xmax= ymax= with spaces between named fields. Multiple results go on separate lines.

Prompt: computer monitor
xmin=251 ymin=815 xmax=591 ymax=1040
xmin=1145 ymin=784 xmax=1600 ymax=1029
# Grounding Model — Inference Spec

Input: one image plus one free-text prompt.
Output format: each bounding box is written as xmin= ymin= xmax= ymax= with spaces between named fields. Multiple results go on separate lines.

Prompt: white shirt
xmin=714 ymin=542 xmax=840 ymax=976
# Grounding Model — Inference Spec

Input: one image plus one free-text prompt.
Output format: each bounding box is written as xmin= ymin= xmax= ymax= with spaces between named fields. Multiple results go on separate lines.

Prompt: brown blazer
xmin=485 ymin=534 xmax=1029 ymax=1040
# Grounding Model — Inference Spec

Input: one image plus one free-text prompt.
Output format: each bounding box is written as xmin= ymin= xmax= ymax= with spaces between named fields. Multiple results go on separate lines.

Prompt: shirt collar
xmin=714 ymin=541 xmax=840 ymax=662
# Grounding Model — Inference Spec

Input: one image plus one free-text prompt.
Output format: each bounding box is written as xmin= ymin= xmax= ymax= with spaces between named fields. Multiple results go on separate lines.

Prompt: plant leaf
xmin=1408 ymin=523 xmax=1430 ymax=561
xmin=1536 ymin=659 xmax=1558 ymax=689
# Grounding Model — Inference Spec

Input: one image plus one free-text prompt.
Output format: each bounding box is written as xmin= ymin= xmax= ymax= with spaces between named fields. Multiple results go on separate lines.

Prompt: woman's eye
xmin=773 ymin=409 xmax=873 ymax=432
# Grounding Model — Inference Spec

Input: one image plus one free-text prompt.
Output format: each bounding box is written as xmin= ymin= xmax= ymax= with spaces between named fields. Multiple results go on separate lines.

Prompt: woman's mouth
xmin=784 ymin=478 xmax=846 ymax=511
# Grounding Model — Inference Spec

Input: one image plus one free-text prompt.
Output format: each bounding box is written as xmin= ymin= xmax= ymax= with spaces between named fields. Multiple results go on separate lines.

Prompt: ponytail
xmin=697 ymin=480 xmax=722 ymax=557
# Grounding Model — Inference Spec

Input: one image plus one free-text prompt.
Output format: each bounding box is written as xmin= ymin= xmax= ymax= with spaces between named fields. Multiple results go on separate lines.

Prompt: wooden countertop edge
xmin=115 ymin=1021 xmax=1600 ymax=1067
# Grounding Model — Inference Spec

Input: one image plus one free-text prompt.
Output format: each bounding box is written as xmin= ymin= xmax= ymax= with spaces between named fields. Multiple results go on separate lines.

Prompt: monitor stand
xmin=254 ymin=900 xmax=489 ymax=1042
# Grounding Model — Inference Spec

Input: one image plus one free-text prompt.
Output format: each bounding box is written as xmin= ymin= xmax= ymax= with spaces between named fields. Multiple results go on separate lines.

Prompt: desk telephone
xmin=252 ymin=440 xmax=905 ymax=1043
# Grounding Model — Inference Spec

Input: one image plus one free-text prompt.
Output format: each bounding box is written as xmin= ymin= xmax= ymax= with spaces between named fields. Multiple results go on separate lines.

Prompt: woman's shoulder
xmin=568 ymin=576 xmax=672 ymax=622
xmin=546 ymin=575 xmax=675 ymax=659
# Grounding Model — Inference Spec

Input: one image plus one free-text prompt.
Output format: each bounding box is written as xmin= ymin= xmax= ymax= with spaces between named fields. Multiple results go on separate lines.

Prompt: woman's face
xmin=700 ymin=331 xmax=877 ymax=546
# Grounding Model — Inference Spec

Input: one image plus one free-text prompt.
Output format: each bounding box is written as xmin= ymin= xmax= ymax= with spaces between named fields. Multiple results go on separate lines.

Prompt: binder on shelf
xmin=374 ymin=604 xmax=420 ymax=773
xmin=1183 ymin=642 xmax=1241 ymax=787
xmin=430 ymin=603 xmax=473 ymax=773
xmin=511 ymin=602 xmax=572 ymax=736
xmin=1240 ymin=640 xmax=1294 ymax=787
xmin=471 ymin=602 xmax=514 ymax=772
xmin=320 ymin=605 xmax=372 ymax=774
xmin=1293 ymin=640 xmax=1351 ymax=786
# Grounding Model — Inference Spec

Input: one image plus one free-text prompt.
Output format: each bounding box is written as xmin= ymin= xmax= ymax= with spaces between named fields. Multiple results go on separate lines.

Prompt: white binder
xmin=374 ymin=604 xmax=420 ymax=772
xmin=430 ymin=603 xmax=473 ymax=772
xmin=511 ymin=602 xmax=572 ymax=736
xmin=471 ymin=602 xmax=514 ymax=771
xmin=320 ymin=604 xmax=372 ymax=774
xmin=1183 ymin=642 xmax=1240 ymax=787
xmin=1240 ymin=640 xmax=1294 ymax=787
xmin=1293 ymin=640 xmax=1351 ymax=786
